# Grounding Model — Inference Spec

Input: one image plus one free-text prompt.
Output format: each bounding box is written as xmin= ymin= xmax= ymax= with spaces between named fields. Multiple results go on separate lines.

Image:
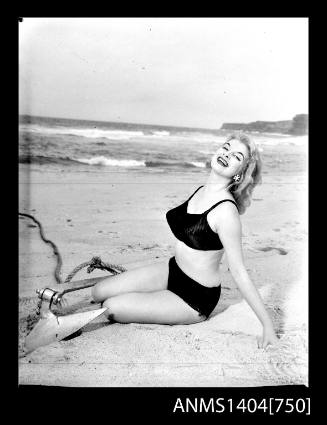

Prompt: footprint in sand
xmin=257 ymin=246 xmax=288 ymax=255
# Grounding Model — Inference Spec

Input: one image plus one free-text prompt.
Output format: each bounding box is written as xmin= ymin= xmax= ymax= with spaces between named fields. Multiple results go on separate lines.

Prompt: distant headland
xmin=220 ymin=114 xmax=308 ymax=135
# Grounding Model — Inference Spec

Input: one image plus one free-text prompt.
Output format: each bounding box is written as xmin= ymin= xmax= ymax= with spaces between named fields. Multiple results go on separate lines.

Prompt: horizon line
xmin=19 ymin=112 xmax=307 ymax=132
xmin=19 ymin=113 xmax=224 ymax=132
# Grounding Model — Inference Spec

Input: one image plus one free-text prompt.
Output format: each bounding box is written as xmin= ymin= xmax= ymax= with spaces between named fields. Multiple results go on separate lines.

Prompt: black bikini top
xmin=166 ymin=186 xmax=238 ymax=251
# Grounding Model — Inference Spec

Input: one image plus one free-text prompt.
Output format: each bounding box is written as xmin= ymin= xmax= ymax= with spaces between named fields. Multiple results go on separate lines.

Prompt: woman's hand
xmin=258 ymin=324 xmax=279 ymax=349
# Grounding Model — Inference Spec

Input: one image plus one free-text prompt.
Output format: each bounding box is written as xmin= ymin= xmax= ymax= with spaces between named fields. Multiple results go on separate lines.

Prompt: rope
xmin=64 ymin=256 xmax=126 ymax=283
xmin=19 ymin=212 xmax=63 ymax=284
xmin=19 ymin=212 xmax=127 ymax=287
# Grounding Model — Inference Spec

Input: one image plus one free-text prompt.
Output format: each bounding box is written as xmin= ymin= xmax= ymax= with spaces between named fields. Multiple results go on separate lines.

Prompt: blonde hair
xmin=226 ymin=132 xmax=262 ymax=215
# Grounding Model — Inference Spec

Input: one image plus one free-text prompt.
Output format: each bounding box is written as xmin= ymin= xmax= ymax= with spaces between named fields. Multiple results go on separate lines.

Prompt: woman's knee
xmin=101 ymin=298 xmax=113 ymax=321
xmin=101 ymin=297 xmax=122 ymax=322
xmin=91 ymin=283 xmax=107 ymax=303
xmin=101 ymin=293 xmax=143 ymax=323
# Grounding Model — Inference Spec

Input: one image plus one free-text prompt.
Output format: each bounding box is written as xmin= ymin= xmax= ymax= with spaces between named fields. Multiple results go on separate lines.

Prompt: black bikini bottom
xmin=167 ymin=256 xmax=221 ymax=319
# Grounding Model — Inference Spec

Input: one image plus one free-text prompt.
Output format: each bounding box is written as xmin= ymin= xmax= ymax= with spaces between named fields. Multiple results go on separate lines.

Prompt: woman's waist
xmin=174 ymin=242 xmax=223 ymax=287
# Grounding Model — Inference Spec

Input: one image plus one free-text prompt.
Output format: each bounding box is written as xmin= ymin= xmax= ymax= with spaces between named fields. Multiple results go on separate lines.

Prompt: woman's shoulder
xmin=211 ymin=197 xmax=239 ymax=215
xmin=207 ymin=198 xmax=240 ymax=232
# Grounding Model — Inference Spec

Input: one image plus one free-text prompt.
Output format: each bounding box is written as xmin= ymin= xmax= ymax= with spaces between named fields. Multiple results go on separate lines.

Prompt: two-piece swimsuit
xmin=166 ymin=185 xmax=238 ymax=318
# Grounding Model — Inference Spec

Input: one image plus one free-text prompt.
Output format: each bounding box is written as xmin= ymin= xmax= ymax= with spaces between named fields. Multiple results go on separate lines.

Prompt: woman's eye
xmin=222 ymin=146 xmax=228 ymax=151
xmin=232 ymin=153 xmax=241 ymax=161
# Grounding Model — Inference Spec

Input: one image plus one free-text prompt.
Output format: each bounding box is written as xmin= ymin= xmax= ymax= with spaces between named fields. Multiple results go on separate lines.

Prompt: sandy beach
xmin=18 ymin=139 xmax=308 ymax=387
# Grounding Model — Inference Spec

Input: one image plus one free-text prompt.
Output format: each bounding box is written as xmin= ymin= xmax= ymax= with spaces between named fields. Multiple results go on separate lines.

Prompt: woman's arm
xmin=211 ymin=204 xmax=279 ymax=348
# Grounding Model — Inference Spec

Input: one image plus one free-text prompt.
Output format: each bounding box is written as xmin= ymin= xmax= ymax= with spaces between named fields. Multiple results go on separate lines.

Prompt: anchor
xmin=19 ymin=213 xmax=127 ymax=354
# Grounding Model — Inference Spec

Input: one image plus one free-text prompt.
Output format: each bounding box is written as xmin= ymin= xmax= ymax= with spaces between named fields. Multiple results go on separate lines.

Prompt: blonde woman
xmin=92 ymin=132 xmax=278 ymax=349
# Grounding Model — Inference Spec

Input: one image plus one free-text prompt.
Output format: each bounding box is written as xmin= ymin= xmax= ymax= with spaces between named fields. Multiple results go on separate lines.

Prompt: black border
xmin=17 ymin=385 xmax=312 ymax=418
xmin=14 ymin=15 xmax=314 ymax=418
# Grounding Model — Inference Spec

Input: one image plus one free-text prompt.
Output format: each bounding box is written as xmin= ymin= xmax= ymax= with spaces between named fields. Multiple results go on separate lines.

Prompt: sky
xmin=19 ymin=17 xmax=308 ymax=129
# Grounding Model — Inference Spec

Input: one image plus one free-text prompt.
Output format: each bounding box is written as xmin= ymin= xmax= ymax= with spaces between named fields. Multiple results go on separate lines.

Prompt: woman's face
xmin=211 ymin=138 xmax=250 ymax=178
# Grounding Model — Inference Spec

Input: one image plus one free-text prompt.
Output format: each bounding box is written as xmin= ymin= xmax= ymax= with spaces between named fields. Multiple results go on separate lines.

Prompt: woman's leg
xmin=102 ymin=290 xmax=206 ymax=325
xmin=92 ymin=260 xmax=169 ymax=303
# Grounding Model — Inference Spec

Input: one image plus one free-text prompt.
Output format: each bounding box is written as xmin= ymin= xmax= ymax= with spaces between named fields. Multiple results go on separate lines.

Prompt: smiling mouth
xmin=217 ymin=157 xmax=228 ymax=167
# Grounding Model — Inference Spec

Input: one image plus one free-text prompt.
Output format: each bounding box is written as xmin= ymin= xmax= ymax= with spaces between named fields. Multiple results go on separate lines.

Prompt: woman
xmin=92 ymin=132 xmax=279 ymax=349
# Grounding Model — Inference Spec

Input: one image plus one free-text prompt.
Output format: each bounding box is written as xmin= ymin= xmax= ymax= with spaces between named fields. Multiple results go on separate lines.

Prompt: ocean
xmin=19 ymin=115 xmax=307 ymax=175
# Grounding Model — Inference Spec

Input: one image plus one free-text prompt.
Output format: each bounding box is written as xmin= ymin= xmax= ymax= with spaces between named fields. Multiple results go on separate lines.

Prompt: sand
xmin=18 ymin=155 xmax=308 ymax=387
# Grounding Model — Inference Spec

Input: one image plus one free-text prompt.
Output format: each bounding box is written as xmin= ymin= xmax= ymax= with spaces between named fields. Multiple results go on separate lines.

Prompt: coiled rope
xmin=18 ymin=212 xmax=127 ymax=285
xmin=64 ymin=256 xmax=126 ymax=283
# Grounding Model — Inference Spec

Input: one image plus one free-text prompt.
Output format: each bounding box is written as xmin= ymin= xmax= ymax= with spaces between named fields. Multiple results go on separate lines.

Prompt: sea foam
xmin=75 ymin=156 xmax=145 ymax=167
